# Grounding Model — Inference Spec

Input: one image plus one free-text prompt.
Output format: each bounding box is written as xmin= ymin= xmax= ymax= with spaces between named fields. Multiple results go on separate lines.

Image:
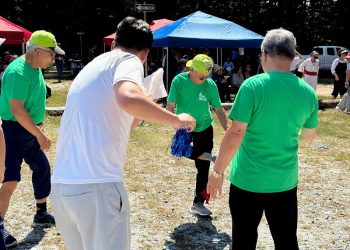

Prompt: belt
xmin=304 ymin=70 xmax=318 ymax=76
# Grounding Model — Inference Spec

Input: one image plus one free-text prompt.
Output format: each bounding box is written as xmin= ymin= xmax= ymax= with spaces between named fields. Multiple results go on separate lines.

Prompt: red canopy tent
xmin=0 ymin=16 xmax=32 ymax=45
xmin=103 ymin=19 xmax=173 ymax=48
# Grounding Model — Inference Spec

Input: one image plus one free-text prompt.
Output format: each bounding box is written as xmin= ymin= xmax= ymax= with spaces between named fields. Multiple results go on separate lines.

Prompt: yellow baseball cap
xmin=29 ymin=30 xmax=65 ymax=55
xmin=186 ymin=54 xmax=214 ymax=73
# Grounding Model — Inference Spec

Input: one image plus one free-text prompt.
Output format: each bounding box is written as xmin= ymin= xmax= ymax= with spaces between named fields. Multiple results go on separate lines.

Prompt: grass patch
xmin=46 ymin=87 xmax=69 ymax=107
xmin=45 ymin=79 xmax=72 ymax=107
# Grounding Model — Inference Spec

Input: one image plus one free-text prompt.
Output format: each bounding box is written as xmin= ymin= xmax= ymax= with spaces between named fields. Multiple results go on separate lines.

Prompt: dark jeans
xmin=56 ymin=63 xmax=63 ymax=81
xmin=189 ymin=126 xmax=213 ymax=204
xmin=229 ymin=184 xmax=299 ymax=250
xmin=2 ymin=121 xmax=51 ymax=200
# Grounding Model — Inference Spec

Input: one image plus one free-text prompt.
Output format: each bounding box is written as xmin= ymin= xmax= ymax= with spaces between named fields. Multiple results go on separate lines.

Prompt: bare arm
xmin=214 ymin=107 xmax=229 ymax=131
xmin=331 ymin=60 xmax=339 ymax=80
xmin=115 ymin=81 xmax=195 ymax=131
xmin=299 ymin=128 xmax=317 ymax=147
xmin=0 ymin=125 xmax=5 ymax=183
xmin=166 ymin=102 xmax=175 ymax=114
xmin=130 ymin=118 xmax=142 ymax=130
xmin=207 ymin=120 xmax=247 ymax=199
xmin=10 ymin=100 xmax=51 ymax=151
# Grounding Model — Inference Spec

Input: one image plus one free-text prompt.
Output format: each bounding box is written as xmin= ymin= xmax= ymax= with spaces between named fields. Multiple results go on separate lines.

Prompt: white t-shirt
xmin=51 ymin=50 xmax=144 ymax=184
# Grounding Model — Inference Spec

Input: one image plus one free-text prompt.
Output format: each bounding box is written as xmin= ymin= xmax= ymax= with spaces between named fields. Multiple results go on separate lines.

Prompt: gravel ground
xmin=2 ymin=83 xmax=350 ymax=250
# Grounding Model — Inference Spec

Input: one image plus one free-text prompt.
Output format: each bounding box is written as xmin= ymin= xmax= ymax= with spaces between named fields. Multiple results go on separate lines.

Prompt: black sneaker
xmin=32 ymin=212 xmax=56 ymax=228
xmin=3 ymin=228 xmax=18 ymax=248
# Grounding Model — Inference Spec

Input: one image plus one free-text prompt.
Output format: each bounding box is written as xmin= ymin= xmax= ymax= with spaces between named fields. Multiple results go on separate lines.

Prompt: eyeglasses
xmin=313 ymin=56 xmax=318 ymax=59
xmin=37 ymin=47 xmax=55 ymax=57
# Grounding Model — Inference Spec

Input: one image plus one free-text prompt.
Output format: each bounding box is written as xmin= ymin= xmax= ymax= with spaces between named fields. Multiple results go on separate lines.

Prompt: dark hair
xmin=115 ymin=17 xmax=153 ymax=51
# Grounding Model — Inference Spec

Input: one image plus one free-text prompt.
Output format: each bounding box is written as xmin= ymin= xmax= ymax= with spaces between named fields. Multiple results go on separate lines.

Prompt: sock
xmin=36 ymin=202 xmax=47 ymax=217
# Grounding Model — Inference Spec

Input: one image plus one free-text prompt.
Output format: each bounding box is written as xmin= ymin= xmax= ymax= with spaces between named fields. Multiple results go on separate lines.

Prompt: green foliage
xmin=1 ymin=0 xmax=348 ymax=61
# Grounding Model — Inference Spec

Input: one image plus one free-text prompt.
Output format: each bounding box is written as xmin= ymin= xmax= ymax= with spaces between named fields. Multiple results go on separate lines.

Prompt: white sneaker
xmin=190 ymin=202 xmax=212 ymax=216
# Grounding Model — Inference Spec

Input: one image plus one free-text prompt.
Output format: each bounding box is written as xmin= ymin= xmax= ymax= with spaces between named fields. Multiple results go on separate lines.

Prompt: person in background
xmin=50 ymin=17 xmax=195 ymax=250
xmin=0 ymin=30 xmax=64 ymax=248
xmin=167 ymin=54 xmax=229 ymax=217
xmin=290 ymin=50 xmax=303 ymax=78
xmin=298 ymin=51 xmax=320 ymax=91
xmin=230 ymin=65 xmax=244 ymax=96
xmin=207 ymin=28 xmax=318 ymax=249
xmin=54 ymin=46 xmax=65 ymax=83
xmin=223 ymin=57 xmax=234 ymax=76
xmin=244 ymin=64 xmax=252 ymax=79
xmin=331 ymin=48 xmax=349 ymax=99
xmin=336 ymin=52 xmax=350 ymax=113
xmin=176 ymin=57 xmax=189 ymax=75
xmin=211 ymin=64 xmax=229 ymax=102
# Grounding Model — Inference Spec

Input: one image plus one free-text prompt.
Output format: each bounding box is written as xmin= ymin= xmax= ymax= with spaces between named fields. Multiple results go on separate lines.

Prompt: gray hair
xmin=261 ymin=28 xmax=296 ymax=60
xmin=26 ymin=42 xmax=50 ymax=52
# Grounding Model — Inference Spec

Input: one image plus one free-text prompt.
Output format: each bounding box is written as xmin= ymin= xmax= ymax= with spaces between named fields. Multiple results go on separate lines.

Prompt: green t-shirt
xmin=0 ymin=57 xmax=46 ymax=124
xmin=229 ymin=72 xmax=318 ymax=193
xmin=167 ymin=72 xmax=222 ymax=132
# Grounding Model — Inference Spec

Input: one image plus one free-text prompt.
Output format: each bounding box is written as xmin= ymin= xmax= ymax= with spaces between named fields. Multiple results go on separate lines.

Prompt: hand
xmin=176 ymin=113 xmax=196 ymax=132
xmin=206 ymin=171 xmax=224 ymax=200
xmin=335 ymin=75 xmax=339 ymax=81
xmin=36 ymin=132 xmax=51 ymax=151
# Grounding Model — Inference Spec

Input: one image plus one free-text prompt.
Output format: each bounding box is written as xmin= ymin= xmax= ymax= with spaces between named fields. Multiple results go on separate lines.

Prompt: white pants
xmin=51 ymin=182 xmax=130 ymax=250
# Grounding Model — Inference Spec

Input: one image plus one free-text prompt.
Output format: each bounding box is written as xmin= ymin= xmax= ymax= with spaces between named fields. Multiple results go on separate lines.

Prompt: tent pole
xmin=216 ymin=48 xmax=218 ymax=64
xmin=220 ymin=48 xmax=223 ymax=66
xmin=22 ymin=42 xmax=25 ymax=54
xmin=166 ymin=47 xmax=169 ymax=93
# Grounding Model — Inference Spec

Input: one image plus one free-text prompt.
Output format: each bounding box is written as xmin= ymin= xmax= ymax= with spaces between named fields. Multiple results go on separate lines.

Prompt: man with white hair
xmin=0 ymin=30 xmax=63 ymax=248
xmin=207 ymin=28 xmax=318 ymax=249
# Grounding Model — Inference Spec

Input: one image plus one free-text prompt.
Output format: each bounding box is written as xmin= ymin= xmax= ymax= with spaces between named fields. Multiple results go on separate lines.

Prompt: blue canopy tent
xmin=152 ymin=11 xmax=264 ymax=90
xmin=153 ymin=11 xmax=264 ymax=48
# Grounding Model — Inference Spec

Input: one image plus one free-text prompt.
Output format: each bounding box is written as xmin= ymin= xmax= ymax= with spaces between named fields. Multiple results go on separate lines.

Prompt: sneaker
xmin=198 ymin=152 xmax=217 ymax=163
xmin=190 ymin=202 xmax=212 ymax=216
xmin=32 ymin=212 xmax=56 ymax=228
xmin=3 ymin=228 xmax=18 ymax=248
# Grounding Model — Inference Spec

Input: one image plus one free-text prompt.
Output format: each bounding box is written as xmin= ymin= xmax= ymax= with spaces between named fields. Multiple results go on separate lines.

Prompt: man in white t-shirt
xmin=50 ymin=17 xmax=196 ymax=250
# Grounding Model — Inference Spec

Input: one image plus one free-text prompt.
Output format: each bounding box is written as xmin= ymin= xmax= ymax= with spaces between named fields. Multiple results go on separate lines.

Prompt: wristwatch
xmin=212 ymin=168 xmax=224 ymax=178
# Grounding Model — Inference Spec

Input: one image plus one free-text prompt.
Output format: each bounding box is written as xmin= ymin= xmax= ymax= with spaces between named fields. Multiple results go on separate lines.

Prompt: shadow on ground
xmin=11 ymin=228 xmax=46 ymax=249
xmin=164 ymin=216 xmax=231 ymax=250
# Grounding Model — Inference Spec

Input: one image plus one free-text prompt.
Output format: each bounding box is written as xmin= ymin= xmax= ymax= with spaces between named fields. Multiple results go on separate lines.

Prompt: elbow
xmin=10 ymin=106 xmax=21 ymax=117
xmin=116 ymin=91 xmax=137 ymax=112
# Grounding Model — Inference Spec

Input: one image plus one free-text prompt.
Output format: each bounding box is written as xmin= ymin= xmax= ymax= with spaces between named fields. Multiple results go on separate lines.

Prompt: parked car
xmin=302 ymin=46 xmax=349 ymax=71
